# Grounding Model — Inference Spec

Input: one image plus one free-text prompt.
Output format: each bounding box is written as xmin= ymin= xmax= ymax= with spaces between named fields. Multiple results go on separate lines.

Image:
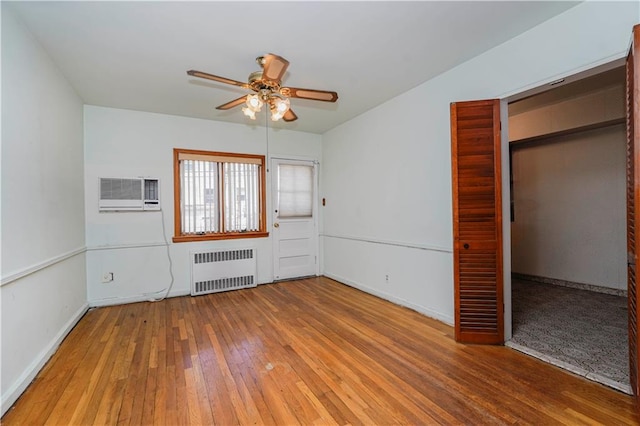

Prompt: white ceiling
xmin=8 ymin=1 xmax=579 ymax=134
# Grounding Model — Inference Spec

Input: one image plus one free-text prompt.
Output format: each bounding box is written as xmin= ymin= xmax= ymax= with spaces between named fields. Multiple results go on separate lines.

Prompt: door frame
xmin=270 ymin=155 xmax=320 ymax=281
xmin=499 ymin=99 xmax=514 ymax=340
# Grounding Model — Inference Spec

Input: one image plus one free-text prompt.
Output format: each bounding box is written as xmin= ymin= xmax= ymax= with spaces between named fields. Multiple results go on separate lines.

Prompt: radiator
xmin=190 ymin=248 xmax=257 ymax=296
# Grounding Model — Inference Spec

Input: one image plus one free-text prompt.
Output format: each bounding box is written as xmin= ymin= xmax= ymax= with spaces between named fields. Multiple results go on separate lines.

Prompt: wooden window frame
xmin=173 ymin=148 xmax=268 ymax=243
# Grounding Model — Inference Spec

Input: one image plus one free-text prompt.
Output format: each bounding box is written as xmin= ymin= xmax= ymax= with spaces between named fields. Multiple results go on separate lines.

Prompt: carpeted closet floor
xmin=508 ymin=278 xmax=630 ymax=394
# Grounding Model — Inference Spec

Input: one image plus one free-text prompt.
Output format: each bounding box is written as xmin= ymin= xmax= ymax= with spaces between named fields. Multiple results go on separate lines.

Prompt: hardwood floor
xmin=2 ymin=277 xmax=638 ymax=425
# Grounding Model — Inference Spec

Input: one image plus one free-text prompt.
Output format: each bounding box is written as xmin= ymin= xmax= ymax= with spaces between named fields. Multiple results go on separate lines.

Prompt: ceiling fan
xmin=187 ymin=54 xmax=338 ymax=123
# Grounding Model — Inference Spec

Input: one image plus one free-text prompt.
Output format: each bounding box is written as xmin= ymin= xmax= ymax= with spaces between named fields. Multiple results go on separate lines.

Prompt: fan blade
xmin=281 ymin=87 xmax=338 ymax=102
xmin=262 ymin=54 xmax=289 ymax=83
xmin=216 ymin=95 xmax=248 ymax=110
xmin=187 ymin=70 xmax=249 ymax=89
xmin=283 ymin=108 xmax=298 ymax=122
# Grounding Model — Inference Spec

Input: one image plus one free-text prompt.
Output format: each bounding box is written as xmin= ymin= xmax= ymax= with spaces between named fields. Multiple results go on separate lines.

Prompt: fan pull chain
xmin=265 ymin=108 xmax=270 ymax=173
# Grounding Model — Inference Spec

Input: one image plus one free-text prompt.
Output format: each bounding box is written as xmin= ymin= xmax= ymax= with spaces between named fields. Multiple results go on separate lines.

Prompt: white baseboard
xmin=89 ymin=289 xmax=191 ymax=307
xmin=322 ymin=272 xmax=454 ymax=326
xmin=1 ymin=301 xmax=90 ymax=417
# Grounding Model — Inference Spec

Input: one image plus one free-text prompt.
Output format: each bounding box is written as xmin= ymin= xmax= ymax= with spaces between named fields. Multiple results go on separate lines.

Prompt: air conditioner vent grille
xmin=100 ymin=178 xmax=142 ymax=200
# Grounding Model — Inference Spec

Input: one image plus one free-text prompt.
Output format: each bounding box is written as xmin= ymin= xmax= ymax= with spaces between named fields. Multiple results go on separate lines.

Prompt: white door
xmin=271 ymin=158 xmax=318 ymax=281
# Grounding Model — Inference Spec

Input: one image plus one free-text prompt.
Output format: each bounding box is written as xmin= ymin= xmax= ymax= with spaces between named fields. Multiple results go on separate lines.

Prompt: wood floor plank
xmin=2 ymin=277 xmax=638 ymax=425
xmin=15 ymin=310 xmax=105 ymax=425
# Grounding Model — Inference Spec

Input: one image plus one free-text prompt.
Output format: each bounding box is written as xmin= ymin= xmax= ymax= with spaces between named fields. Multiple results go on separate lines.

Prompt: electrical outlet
xmin=102 ymin=272 xmax=114 ymax=283
xmin=385 ymin=274 xmax=389 ymax=284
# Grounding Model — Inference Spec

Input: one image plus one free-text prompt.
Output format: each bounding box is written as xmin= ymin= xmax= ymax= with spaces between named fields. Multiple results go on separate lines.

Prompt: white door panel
xmin=279 ymin=237 xmax=311 ymax=256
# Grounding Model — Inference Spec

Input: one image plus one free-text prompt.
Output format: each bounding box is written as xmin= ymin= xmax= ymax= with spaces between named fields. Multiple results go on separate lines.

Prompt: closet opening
xmin=505 ymin=66 xmax=630 ymax=394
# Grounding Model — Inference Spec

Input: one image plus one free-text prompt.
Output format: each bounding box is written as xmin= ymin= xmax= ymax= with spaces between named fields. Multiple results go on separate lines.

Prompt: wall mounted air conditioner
xmin=99 ymin=177 xmax=160 ymax=212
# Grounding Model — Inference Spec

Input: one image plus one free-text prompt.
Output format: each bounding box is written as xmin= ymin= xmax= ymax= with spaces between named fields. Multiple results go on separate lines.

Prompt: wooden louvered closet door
xmin=627 ymin=23 xmax=640 ymax=408
xmin=451 ymin=99 xmax=503 ymax=344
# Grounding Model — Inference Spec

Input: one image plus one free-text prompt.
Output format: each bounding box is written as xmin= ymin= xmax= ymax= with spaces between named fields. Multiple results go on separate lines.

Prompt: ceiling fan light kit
xmin=241 ymin=94 xmax=263 ymax=120
xmin=240 ymin=90 xmax=289 ymax=121
xmin=270 ymin=97 xmax=290 ymax=121
xmin=187 ymin=53 xmax=338 ymax=123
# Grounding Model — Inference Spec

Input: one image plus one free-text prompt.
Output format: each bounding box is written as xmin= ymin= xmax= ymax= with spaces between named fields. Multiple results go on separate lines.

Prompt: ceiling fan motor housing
xmin=248 ymin=70 xmax=281 ymax=93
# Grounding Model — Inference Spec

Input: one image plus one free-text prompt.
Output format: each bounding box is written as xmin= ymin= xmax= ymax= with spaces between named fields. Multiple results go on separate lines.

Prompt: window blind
xmin=224 ymin=162 xmax=260 ymax=232
xmin=181 ymin=159 xmax=219 ymax=234
xmin=277 ymin=164 xmax=313 ymax=218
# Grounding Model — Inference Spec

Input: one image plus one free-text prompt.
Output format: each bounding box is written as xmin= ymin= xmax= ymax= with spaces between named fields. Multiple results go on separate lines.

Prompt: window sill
xmin=173 ymin=231 xmax=269 ymax=243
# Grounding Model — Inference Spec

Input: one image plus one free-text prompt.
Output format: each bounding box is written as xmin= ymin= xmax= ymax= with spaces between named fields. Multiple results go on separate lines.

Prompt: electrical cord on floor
xmin=147 ymin=208 xmax=175 ymax=302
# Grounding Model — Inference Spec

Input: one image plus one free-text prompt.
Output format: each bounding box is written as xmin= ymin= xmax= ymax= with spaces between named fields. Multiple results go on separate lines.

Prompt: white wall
xmin=1 ymin=6 xmax=87 ymax=415
xmin=321 ymin=2 xmax=639 ymax=326
xmin=84 ymin=106 xmax=321 ymax=306
xmin=511 ymin=125 xmax=626 ymax=290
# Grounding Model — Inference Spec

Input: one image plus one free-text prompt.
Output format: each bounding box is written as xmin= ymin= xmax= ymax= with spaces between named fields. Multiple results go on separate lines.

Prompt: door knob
xmin=463 ymin=243 xmax=470 ymax=249
xmin=274 ymin=223 xmax=279 ymax=228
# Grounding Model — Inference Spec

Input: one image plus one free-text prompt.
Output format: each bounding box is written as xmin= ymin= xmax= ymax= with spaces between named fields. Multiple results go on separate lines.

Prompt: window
xmin=173 ymin=148 xmax=268 ymax=242
xmin=276 ymin=164 xmax=314 ymax=218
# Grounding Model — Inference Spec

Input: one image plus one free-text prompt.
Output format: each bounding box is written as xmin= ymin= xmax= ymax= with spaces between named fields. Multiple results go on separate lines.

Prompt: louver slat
xmin=451 ymin=99 xmax=503 ymax=344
